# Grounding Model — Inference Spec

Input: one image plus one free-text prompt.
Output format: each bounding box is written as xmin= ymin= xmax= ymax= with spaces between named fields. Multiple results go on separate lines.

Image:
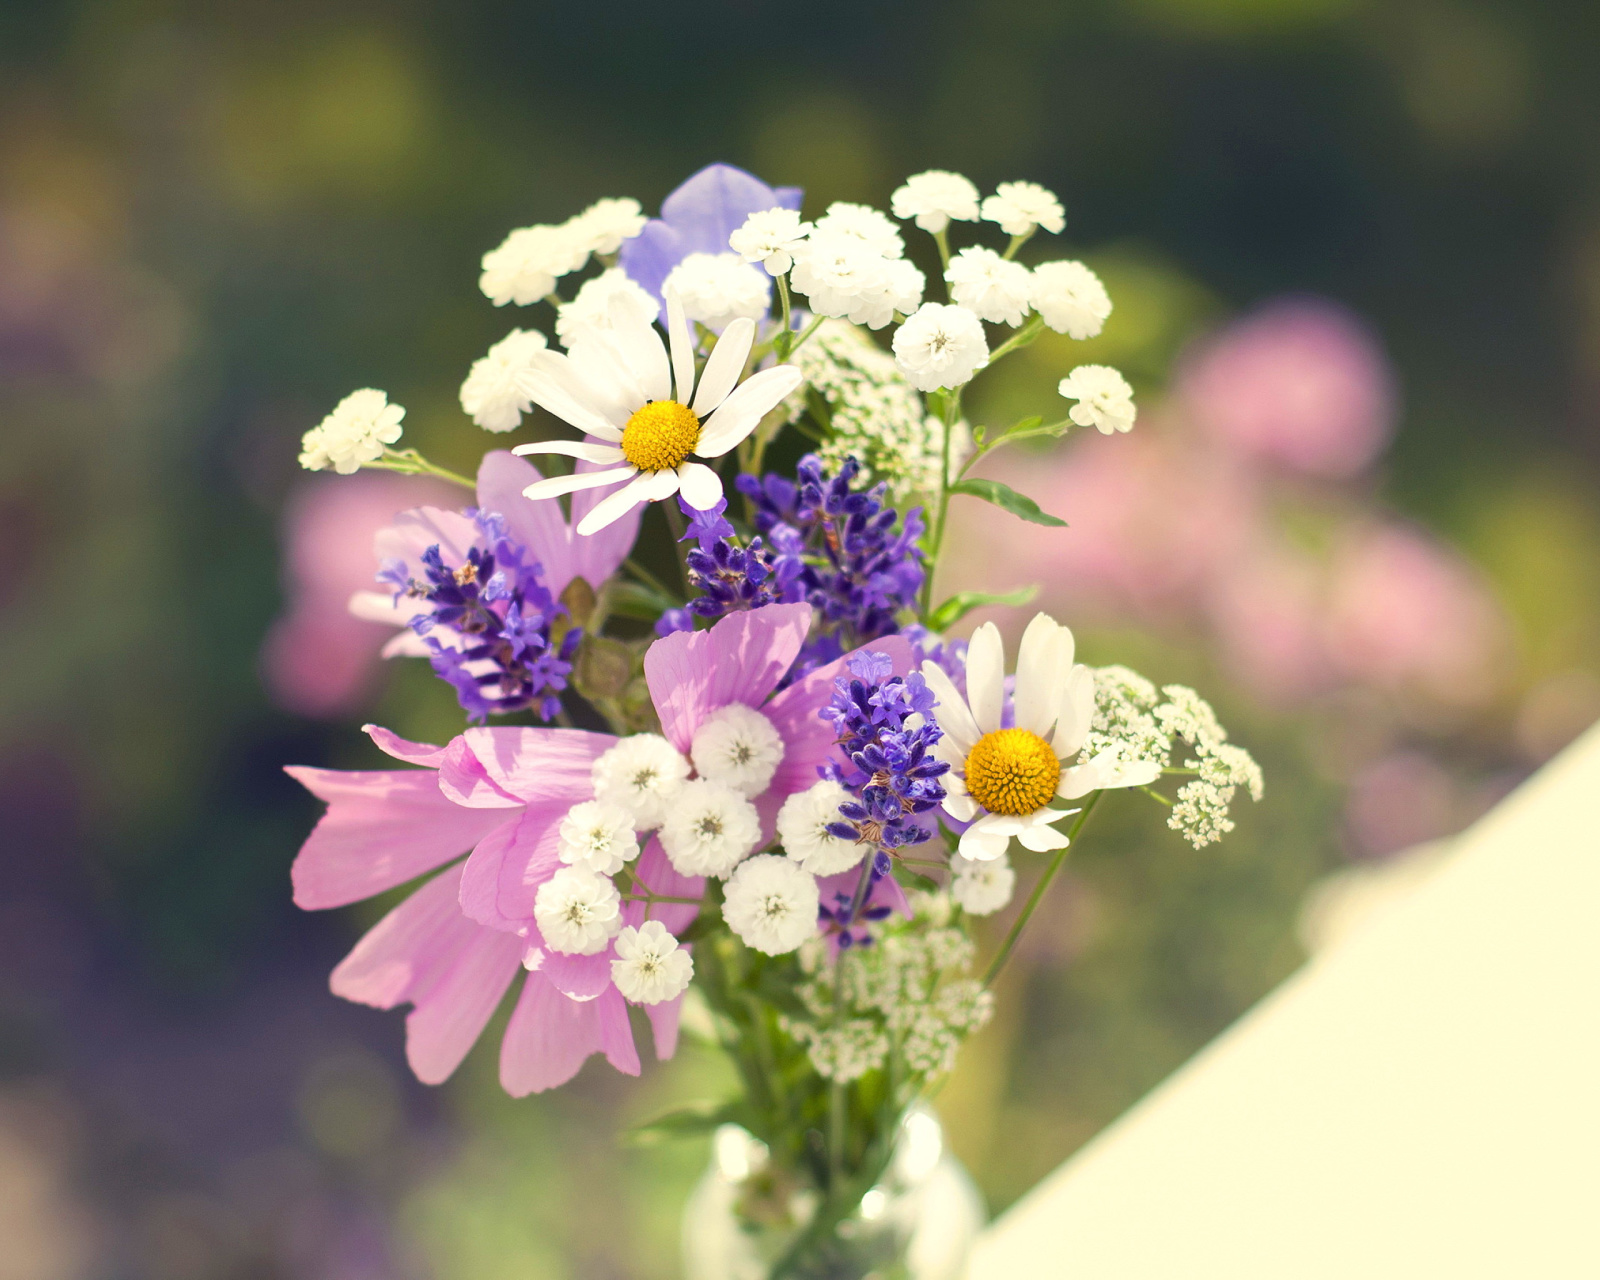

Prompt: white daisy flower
xmin=534 ymin=865 xmax=623 ymax=955
xmin=729 ymin=207 xmax=813 ymax=276
xmin=950 ymin=853 xmax=1015 ymax=915
xmin=659 ymin=779 xmax=762 ymax=878
xmin=611 ymin=920 xmax=694 ymax=1005
xmin=479 ymin=223 xmax=589 ymax=306
xmin=891 ymin=302 xmax=989 ymax=392
xmin=591 ymin=734 xmax=692 ymax=830
xmin=690 ymin=703 xmax=785 ymax=799
xmin=813 ymin=202 xmax=906 ymax=259
xmin=981 ymin=181 xmax=1066 ymax=237
xmin=722 ymin=854 xmax=820 ymax=955
xmin=776 ymin=779 xmax=863 ymax=876
xmin=945 ymin=247 xmax=1033 ymax=327
xmin=662 ymin=252 xmax=772 ymax=331
xmin=555 ymin=268 xmax=659 ymax=346
xmin=890 ymin=170 xmax=981 ymax=234
xmin=459 ymin=329 xmax=548 ymax=433
xmin=567 ymin=196 xmax=647 ymax=256
xmin=557 ymin=799 xmax=641 ymax=876
xmin=1058 ymin=364 xmax=1136 ymax=435
xmin=299 ymin=389 xmax=404 ymax=474
xmin=1031 ymin=261 xmax=1111 ymax=340
xmin=510 ymin=293 xmax=802 ymax=533
xmin=922 ymin=613 xmax=1161 ymax=862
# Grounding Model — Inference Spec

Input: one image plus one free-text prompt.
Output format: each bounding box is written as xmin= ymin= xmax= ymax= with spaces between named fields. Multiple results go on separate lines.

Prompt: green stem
xmin=787 ymin=312 xmax=826 ymax=356
xmin=623 ymin=556 xmax=677 ymax=601
xmin=367 ymin=448 xmax=475 ymax=489
xmin=775 ymin=274 xmax=794 ymax=358
xmin=662 ymin=500 xmax=692 ymax=594
xmin=1002 ymin=229 xmax=1034 ymax=260
xmin=982 ymin=791 xmax=1102 ymax=987
xmin=1139 ymin=786 xmax=1174 ymax=807
xmin=985 ymin=314 xmax=1044 ymax=366
xmin=933 ymin=228 xmax=952 ymax=283
xmin=919 ymin=389 xmax=961 ymax=620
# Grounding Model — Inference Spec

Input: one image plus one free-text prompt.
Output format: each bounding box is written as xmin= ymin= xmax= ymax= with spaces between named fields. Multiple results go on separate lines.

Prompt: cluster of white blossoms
xmin=784 ymin=319 xmax=959 ymax=503
xmin=786 ymin=903 xmax=993 ymax=1083
xmin=298 ymin=388 xmax=405 ymax=474
xmin=1079 ymin=667 xmax=1264 ymax=848
xmin=478 ymin=196 xmax=647 ymax=307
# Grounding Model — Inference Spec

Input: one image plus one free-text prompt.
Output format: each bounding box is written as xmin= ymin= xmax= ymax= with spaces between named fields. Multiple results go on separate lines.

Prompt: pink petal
xmin=374 ymin=507 xmax=480 ymax=570
xmin=363 ymin=724 xmax=447 ymax=768
xmin=644 ymin=603 xmax=813 ymax=754
xmin=541 ymin=949 xmax=613 ymax=1000
xmin=646 ymin=992 xmax=685 ymax=1061
xmin=459 ymin=807 xmax=552 ymax=931
xmin=286 ymin=766 xmax=512 ymax=909
xmin=436 ymin=735 xmax=525 ymax=808
xmin=459 ymin=726 xmax=617 ymax=806
xmin=621 ymin=837 xmax=705 ymax=936
xmin=477 ymin=451 xmax=581 ymax=596
xmin=329 ymin=864 xmax=524 ymax=1084
xmin=499 ymin=974 xmax=639 ymax=1096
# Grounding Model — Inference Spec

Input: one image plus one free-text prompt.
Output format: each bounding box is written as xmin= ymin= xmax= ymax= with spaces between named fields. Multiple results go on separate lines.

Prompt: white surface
xmin=968 ymin=722 xmax=1600 ymax=1278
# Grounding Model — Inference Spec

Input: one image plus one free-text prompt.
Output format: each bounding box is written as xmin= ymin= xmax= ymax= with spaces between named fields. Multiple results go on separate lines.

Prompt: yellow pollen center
xmin=963 ymin=729 xmax=1061 ymax=816
xmin=621 ymin=400 xmax=700 ymax=472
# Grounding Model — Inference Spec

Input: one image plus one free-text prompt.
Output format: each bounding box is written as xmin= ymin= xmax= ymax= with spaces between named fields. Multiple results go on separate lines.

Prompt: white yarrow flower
xmin=659 ymin=779 xmax=762 ymax=878
xmin=512 ymin=293 xmax=802 ymax=532
xmin=662 ymin=252 xmax=772 ymax=331
xmin=557 ymin=800 xmax=641 ymax=875
xmin=777 ymin=780 xmax=863 ymax=876
xmin=611 ymin=920 xmax=694 ymax=1005
xmin=690 ymin=703 xmax=785 ymax=799
xmin=591 ymin=734 xmax=692 ymax=830
xmin=950 ymin=854 xmax=1015 ymax=916
xmin=1031 ymin=261 xmax=1112 ymax=340
xmin=459 ymin=329 xmax=548 ymax=432
xmin=891 ymin=303 xmax=989 ymax=392
xmin=922 ymin=613 xmax=1160 ymax=862
xmin=981 ymin=181 xmax=1066 ymax=237
xmin=1058 ymin=365 xmax=1136 ymax=435
xmin=479 ymin=224 xmax=588 ymax=306
xmin=722 ymin=854 xmax=820 ymax=955
xmin=555 ymin=268 xmax=659 ymax=345
xmin=890 ymin=170 xmax=981 ymax=233
xmin=813 ymin=202 xmax=905 ymax=259
xmin=729 ymin=207 xmax=813 ymax=276
xmin=533 ymin=866 xmax=623 ymax=955
xmin=299 ymin=389 xmax=404 ymax=474
xmin=789 ymin=232 xmax=893 ymax=327
xmin=568 ymin=196 xmax=647 ymax=256
xmin=945 ymin=247 xmax=1033 ymax=327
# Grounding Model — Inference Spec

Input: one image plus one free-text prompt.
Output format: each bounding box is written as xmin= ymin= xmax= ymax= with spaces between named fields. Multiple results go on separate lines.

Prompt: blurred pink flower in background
xmin=1175 ymin=296 xmax=1396 ymax=478
xmin=1205 ymin=538 xmax=1331 ymax=701
xmin=261 ymin=472 xmax=458 ymax=717
xmin=1343 ymin=750 xmax=1458 ymax=857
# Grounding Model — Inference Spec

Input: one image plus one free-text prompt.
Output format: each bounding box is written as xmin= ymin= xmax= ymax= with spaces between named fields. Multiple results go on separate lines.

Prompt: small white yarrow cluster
xmin=891 ymin=171 xmax=981 ymax=233
xmin=949 ymin=854 xmax=1015 ymax=916
xmin=662 ymin=252 xmax=771 ymax=330
xmin=611 ymin=920 xmax=694 ymax=1005
xmin=981 ymin=181 xmax=1066 ymax=237
xmin=785 ymin=319 xmax=958 ymax=503
xmin=729 ymin=207 xmax=812 ymax=276
xmin=689 ymin=703 xmax=785 ymax=798
xmin=557 ymin=800 xmax=640 ymax=875
xmin=555 ymin=268 xmax=658 ymax=345
xmin=776 ymin=779 xmax=863 ymax=876
xmin=788 ymin=1019 xmax=890 ymax=1083
xmin=1156 ymin=685 xmax=1264 ymax=849
xmin=533 ymin=865 xmax=623 ymax=955
xmin=945 ymin=247 xmax=1032 ymax=327
xmin=459 ymin=328 xmax=547 ymax=432
xmin=299 ymin=389 xmax=404 ymax=474
xmin=779 ymin=201 xmax=925 ymax=331
xmin=1059 ymin=364 xmax=1137 ymax=435
xmin=591 ymin=733 xmax=692 ymax=830
xmin=660 ymin=779 xmax=763 ymax=878
xmin=479 ymin=196 xmax=647 ymax=307
xmin=892 ymin=302 xmax=989 ymax=392
xmin=722 ymin=854 xmax=819 ymax=955
xmin=1032 ymin=260 xmax=1112 ymax=339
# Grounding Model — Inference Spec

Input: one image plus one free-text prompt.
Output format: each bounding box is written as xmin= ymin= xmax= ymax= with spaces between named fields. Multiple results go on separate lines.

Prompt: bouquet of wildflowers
xmin=288 ymin=164 xmax=1261 ymax=1278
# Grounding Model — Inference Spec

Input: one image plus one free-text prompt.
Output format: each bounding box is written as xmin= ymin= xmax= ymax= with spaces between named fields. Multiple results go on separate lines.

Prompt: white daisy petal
xmin=691 ymin=317 xmax=756 ymax=417
xmin=1013 ymin=613 xmax=1068 ymax=736
xmin=666 ymin=289 xmax=696 ymax=404
xmin=511 ymin=440 xmax=626 ymax=464
xmin=696 ymin=364 xmax=804 ymax=458
xmin=1052 ymin=663 xmax=1097 ymax=757
xmin=574 ymin=470 xmax=657 ymax=536
xmin=942 ymin=791 xmax=979 ymax=822
xmin=517 ymin=354 xmax=626 ymax=440
xmin=523 ymin=466 xmax=636 ymax=500
xmin=604 ymin=315 xmax=672 ymax=404
xmin=965 ymin=622 xmax=1006 ymax=735
xmin=920 ymin=661 xmax=980 ymax=751
xmin=568 ymin=330 xmax=650 ymax=414
xmin=677 ymin=460 xmax=724 ymax=512
xmin=958 ymin=824 xmax=1011 ymax=861
xmin=1017 ymin=822 xmax=1070 ymax=852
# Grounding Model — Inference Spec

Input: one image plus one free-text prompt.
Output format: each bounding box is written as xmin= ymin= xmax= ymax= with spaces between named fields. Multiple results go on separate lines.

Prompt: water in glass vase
xmin=681 ymin=1106 xmax=984 ymax=1280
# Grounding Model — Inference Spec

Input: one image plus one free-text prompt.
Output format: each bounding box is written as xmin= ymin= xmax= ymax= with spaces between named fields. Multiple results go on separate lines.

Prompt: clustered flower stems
xmin=364 ymin=445 xmax=476 ymax=489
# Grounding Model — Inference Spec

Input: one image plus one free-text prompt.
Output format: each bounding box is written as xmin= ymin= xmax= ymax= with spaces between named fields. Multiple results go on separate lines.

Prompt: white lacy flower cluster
xmin=1080 ymin=667 xmax=1264 ymax=848
xmin=298 ymin=389 xmax=405 ymax=474
xmin=784 ymin=319 xmax=960 ymax=503
xmin=479 ymin=196 xmax=647 ymax=308
xmin=785 ymin=901 xmax=994 ymax=1083
xmin=727 ymin=171 xmax=1132 ymax=415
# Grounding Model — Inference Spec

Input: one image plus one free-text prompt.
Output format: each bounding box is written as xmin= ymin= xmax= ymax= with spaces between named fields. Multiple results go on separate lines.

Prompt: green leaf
xmin=947 ymin=478 xmax=1067 ymax=527
xmin=625 ymin=1100 xmax=744 ymax=1147
xmin=927 ymin=585 xmax=1040 ymax=631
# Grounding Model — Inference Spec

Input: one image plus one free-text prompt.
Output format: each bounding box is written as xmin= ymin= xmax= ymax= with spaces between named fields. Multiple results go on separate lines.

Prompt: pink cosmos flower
xmin=349 ymin=449 xmax=640 ymax=657
xmin=1175 ymin=296 xmax=1396 ymax=478
xmin=288 ymin=604 xmax=912 ymax=1095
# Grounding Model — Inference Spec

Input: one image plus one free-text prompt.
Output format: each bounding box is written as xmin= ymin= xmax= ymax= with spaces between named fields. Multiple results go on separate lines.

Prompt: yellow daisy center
xmin=963 ymin=728 xmax=1061 ymax=816
xmin=621 ymin=400 xmax=700 ymax=472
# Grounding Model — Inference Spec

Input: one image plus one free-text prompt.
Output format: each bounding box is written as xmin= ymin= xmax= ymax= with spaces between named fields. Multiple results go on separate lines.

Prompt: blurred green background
xmin=3 ymin=0 xmax=1599 ymax=1275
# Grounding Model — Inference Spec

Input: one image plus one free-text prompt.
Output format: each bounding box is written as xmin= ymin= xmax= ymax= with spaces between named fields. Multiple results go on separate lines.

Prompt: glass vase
xmin=681 ymin=1105 xmax=984 ymax=1280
